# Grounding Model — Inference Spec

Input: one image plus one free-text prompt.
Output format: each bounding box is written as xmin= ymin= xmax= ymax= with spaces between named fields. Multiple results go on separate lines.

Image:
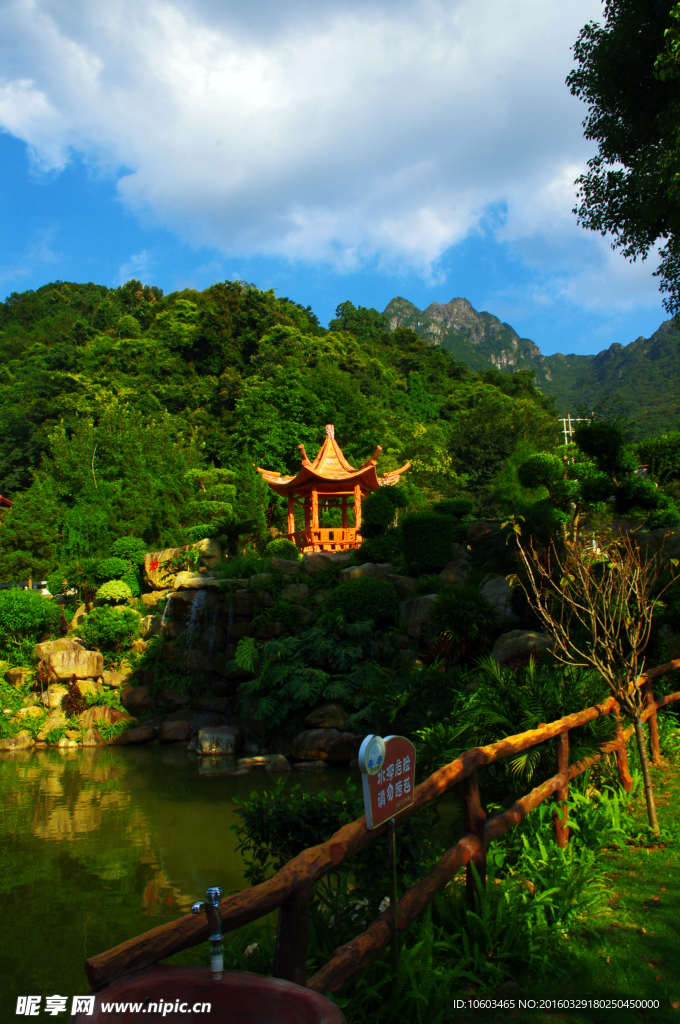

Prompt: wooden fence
xmin=85 ymin=657 xmax=680 ymax=995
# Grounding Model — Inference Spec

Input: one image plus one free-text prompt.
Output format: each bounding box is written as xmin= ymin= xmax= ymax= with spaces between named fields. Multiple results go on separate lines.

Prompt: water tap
xmin=192 ymin=887 xmax=223 ymax=980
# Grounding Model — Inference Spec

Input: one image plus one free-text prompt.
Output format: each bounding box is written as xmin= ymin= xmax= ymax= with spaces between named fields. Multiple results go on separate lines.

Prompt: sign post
xmin=358 ymin=734 xmax=416 ymax=975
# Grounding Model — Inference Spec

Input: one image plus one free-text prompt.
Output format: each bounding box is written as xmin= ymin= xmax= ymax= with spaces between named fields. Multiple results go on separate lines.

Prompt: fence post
xmin=461 ymin=768 xmax=486 ymax=908
xmin=613 ymin=709 xmax=634 ymax=793
xmin=644 ymin=681 xmax=662 ymax=764
xmin=553 ymin=730 xmax=569 ymax=848
xmin=273 ymin=885 xmax=310 ymax=986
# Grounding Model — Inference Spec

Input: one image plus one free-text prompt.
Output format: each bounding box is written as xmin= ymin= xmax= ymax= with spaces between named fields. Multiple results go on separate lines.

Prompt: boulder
xmin=491 ymin=630 xmax=555 ymax=665
xmin=131 ymin=638 xmax=148 ymax=655
xmin=292 ymin=761 xmax=327 ymax=772
xmin=64 ymin=730 xmax=81 ymax=741
xmin=466 ymin=520 xmax=495 ymax=548
xmin=280 ymin=583 xmax=309 ymax=601
xmin=291 ymin=604 xmax=315 ymax=626
xmin=340 ymin=563 xmax=394 ymax=582
xmin=34 ymin=637 xmax=84 ymax=661
xmin=57 ymin=737 xmax=79 ymax=748
xmin=451 ymin=542 xmax=467 ymax=560
xmin=439 ymin=560 xmax=470 ymax=587
xmin=41 ymin=685 xmax=69 ymax=709
xmin=248 ymin=573 xmax=272 ymax=590
xmin=44 ymin=648 xmax=104 ymax=682
xmin=194 ymin=693 xmax=231 ymax=714
xmin=399 ymin=594 xmax=437 ymax=639
xmin=13 ymin=705 xmax=44 ymax=720
xmin=141 ymin=591 xmax=168 ymax=607
xmin=386 ymin=574 xmax=419 ymax=600
xmin=229 ymin=591 xmax=257 ymax=616
xmin=269 ymin=557 xmax=300 ymax=574
xmin=0 ymin=733 xmax=34 ymax=750
xmin=238 ymin=755 xmax=274 ymax=766
xmin=230 ymin=620 xmax=255 ymax=640
xmin=37 ymin=711 xmax=68 ymax=740
xmin=266 ymin=754 xmax=291 ymax=772
xmin=197 ymin=726 xmax=241 ymax=755
xmin=78 ymin=705 xmax=135 ymax=727
xmin=101 ymin=669 xmax=130 ymax=689
xmin=70 ymin=604 xmax=87 ymax=630
xmin=144 ymin=546 xmax=190 ymax=587
xmin=4 ymin=667 xmax=32 ymax=689
xmin=114 ymin=724 xmax=156 ymax=745
xmin=302 ymin=552 xmax=351 ymax=575
xmin=313 ymin=589 xmax=332 ymax=605
xmin=159 ymin=719 xmax=191 ymax=743
xmin=82 ymin=727 xmax=107 ymax=746
xmin=195 ymin=537 xmax=222 ymax=568
xmin=77 ymin=678 xmax=104 ymax=698
xmin=291 ymin=728 xmax=362 ymax=763
xmin=481 ymin=574 xmax=518 ymax=626
xmin=121 ymin=685 xmax=155 ymax=714
xmin=157 ymin=687 xmax=190 ymax=709
xmin=140 ymin=615 xmax=163 ymax=639
xmin=190 ymin=711 xmax=229 ymax=732
xmin=305 ymin=703 xmax=349 ymax=729
xmin=174 ymin=572 xmax=220 ymax=590
xmin=255 ymin=622 xmax=284 ymax=639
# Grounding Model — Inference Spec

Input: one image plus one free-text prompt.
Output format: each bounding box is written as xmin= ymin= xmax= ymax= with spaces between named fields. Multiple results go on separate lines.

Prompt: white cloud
xmin=1 ymin=0 xmax=650 ymax=309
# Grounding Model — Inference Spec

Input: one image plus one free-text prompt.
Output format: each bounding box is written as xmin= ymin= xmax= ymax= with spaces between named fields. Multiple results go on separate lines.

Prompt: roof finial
xmin=325 ymin=424 xmax=335 ymax=440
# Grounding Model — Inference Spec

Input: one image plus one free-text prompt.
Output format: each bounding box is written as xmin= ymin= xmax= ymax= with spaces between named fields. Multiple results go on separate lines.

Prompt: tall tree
xmin=567 ymin=0 xmax=680 ymax=312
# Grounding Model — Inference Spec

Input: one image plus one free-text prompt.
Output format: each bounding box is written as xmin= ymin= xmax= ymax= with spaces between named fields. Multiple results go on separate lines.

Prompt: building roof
xmin=257 ymin=424 xmax=410 ymax=497
xmin=0 ymin=495 xmax=12 ymax=508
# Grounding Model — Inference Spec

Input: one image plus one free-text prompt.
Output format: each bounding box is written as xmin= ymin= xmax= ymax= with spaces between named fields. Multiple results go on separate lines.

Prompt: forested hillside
xmin=384 ymin=297 xmax=680 ymax=437
xmin=0 ymin=280 xmax=559 ymax=578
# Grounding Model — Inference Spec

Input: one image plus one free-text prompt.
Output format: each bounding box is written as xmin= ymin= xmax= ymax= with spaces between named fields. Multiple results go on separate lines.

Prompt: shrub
xmin=109 ymin=536 xmax=147 ymax=567
xmin=426 ymin=584 xmax=496 ymax=661
xmin=361 ymin=486 xmax=408 ymax=538
xmin=264 ymin=537 xmax=301 ymax=560
xmin=78 ymin=606 xmax=141 ymax=652
xmin=401 ymin=513 xmax=455 ymax=573
xmin=95 ymin=579 xmax=133 ymax=603
xmin=357 ymin=533 xmax=401 ymax=564
xmin=322 ymin=577 xmax=398 ymax=625
xmin=61 ymin=680 xmax=86 ymax=717
xmin=0 ymin=588 xmax=61 ymax=648
xmin=121 ymin=570 xmax=141 ymax=597
xmin=431 ymin=495 xmax=475 ymax=519
xmin=95 ymin=557 xmax=130 ymax=582
xmin=46 ymin=568 xmax=69 ymax=597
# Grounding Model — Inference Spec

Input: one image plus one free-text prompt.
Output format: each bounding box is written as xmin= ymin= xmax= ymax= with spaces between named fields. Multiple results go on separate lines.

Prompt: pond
xmin=0 ymin=746 xmax=359 ymax=1021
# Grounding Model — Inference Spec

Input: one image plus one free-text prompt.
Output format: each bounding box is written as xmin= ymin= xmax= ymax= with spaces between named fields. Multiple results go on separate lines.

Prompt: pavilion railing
xmin=85 ymin=657 xmax=680 ymax=995
xmin=289 ymin=528 xmax=361 ymax=552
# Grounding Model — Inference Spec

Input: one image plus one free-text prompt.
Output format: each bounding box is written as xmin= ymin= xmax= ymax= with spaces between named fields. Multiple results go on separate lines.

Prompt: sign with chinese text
xmin=359 ymin=734 xmax=416 ymax=829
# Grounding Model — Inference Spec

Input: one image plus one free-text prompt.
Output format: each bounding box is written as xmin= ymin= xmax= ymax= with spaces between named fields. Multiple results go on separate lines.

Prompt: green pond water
xmin=0 ymin=746 xmax=362 ymax=1023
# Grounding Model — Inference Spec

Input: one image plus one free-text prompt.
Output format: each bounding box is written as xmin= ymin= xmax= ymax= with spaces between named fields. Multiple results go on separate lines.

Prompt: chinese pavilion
xmin=257 ymin=425 xmax=410 ymax=553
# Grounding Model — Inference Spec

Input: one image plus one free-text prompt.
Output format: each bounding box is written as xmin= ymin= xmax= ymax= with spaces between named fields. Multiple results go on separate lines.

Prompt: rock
xmin=302 ymin=551 xmax=351 ymax=575
xmin=228 ymin=591 xmax=257 ymax=616
xmin=141 ymin=591 xmax=168 ymax=607
xmin=340 ymin=563 xmax=394 ymax=581
xmin=313 ymin=589 xmax=332 ymax=605
xmin=439 ymin=560 xmax=470 ymax=587
xmin=237 ymin=755 xmax=275 ymax=766
xmin=121 ymin=685 xmax=155 ymax=714
xmin=70 ymin=604 xmax=88 ymax=630
xmin=481 ymin=575 xmax=518 ymax=626
xmin=255 ymin=622 xmax=283 ymax=639
xmin=280 ymin=583 xmax=310 ymax=601
xmin=266 ymin=754 xmax=291 ymax=772
xmin=291 ymin=604 xmax=315 ymax=626
xmin=82 ymin=727 xmax=107 ymax=746
xmin=269 ymin=557 xmax=300 ymax=574
xmin=305 ymin=703 xmax=349 ymax=729
xmin=130 ymin=638 xmax=148 ymax=655
xmin=57 ymin=737 xmax=79 ymax=748
xmin=190 ymin=711 xmax=229 ymax=732
xmin=4 ymin=667 xmax=31 ymax=689
xmin=78 ymin=678 xmax=103 ymax=698
xmin=195 ymin=537 xmax=222 ymax=568
xmin=197 ymin=726 xmax=241 ymax=755
xmin=491 ymin=630 xmax=555 ymax=665
xmin=78 ymin=705 xmax=135 ymax=727
xmin=13 ymin=705 xmax=44 ymax=720
xmin=386 ymin=574 xmax=419 ymax=600
xmin=34 ymin=637 xmax=84 ymax=661
xmin=114 ymin=724 xmax=157 ymax=745
xmin=292 ymin=761 xmax=327 ymax=772
xmin=37 ymin=711 xmax=68 ymax=740
xmin=248 ymin=573 xmax=272 ymax=589
xmin=159 ymin=719 xmax=191 ymax=743
xmin=64 ymin=730 xmax=81 ymax=740
xmin=291 ymin=728 xmax=362 ymax=762
xmin=158 ymin=687 xmax=190 ymax=708
xmin=41 ymin=684 xmax=69 ymax=709
xmin=466 ymin=519 xmax=495 ymax=547
xmin=230 ymin=621 xmax=256 ymax=640
xmin=101 ymin=669 xmax=130 ymax=689
xmin=44 ymin=648 xmax=104 ymax=682
xmin=174 ymin=572 xmax=220 ymax=590
xmin=399 ymin=594 xmax=437 ymax=639
xmin=140 ymin=615 xmax=163 ymax=638
xmin=0 ymin=734 xmax=34 ymax=750
xmin=144 ymin=546 xmax=190 ymax=587
xmin=451 ymin=542 xmax=467 ymax=560
xmin=194 ymin=693 xmax=231 ymax=714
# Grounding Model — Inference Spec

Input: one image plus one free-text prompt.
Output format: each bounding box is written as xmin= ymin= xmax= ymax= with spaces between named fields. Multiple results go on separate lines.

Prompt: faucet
xmin=192 ymin=887 xmax=223 ymax=980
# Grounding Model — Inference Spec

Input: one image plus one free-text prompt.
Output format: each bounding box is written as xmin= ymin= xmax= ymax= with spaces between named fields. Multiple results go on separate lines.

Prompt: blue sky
xmin=0 ymin=0 xmax=668 ymax=356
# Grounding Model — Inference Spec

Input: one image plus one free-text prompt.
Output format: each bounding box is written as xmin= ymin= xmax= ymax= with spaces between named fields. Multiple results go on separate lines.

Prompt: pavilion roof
xmin=257 ymin=424 xmax=410 ymax=497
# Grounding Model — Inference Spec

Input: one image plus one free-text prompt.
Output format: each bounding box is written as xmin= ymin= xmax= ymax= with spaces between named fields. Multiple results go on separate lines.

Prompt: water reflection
xmin=0 ymin=745 xmax=346 ymax=1017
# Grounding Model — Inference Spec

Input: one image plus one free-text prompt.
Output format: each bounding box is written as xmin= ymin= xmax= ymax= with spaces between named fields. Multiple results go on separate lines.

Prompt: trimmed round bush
xmin=79 ymin=606 xmax=141 ymax=652
xmin=432 ymin=495 xmax=475 ymax=519
xmin=361 ymin=487 xmax=407 ymax=538
xmin=265 ymin=537 xmax=301 ymax=560
xmin=96 ymin=579 xmax=133 ymax=603
xmin=110 ymin=536 xmax=147 ymax=567
xmin=121 ymin=570 xmax=141 ymax=597
xmin=96 ymin=557 xmax=130 ymax=582
xmin=401 ymin=513 xmax=456 ymax=573
xmin=357 ymin=533 xmax=401 ymax=564
xmin=0 ymin=588 xmax=61 ymax=647
xmin=322 ymin=577 xmax=398 ymax=626
xmin=517 ymin=453 xmax=564 ymax=490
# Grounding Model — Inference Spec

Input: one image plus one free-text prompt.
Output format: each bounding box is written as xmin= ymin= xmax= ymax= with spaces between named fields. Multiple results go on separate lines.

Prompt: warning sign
xmin=359 ymin=734 xmax=416 ymax=829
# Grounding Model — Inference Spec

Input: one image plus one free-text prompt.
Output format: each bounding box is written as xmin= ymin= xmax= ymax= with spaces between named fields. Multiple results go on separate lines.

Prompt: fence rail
xmin=85 ymin=657 xmax=680 ymax=994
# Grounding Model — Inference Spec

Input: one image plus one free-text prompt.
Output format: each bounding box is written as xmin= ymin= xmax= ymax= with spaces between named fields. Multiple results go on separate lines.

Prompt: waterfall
xmin=185 ymin=589 xmax=208 ymax=648
xmin=160 ymin=595 xmax=174 ymax=629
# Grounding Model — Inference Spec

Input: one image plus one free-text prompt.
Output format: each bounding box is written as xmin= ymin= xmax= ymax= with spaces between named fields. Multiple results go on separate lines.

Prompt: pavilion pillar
xmin=311 ymin=490 xmax=319 ymax=529
xmin=341 ymin=496 xmax=348 ymax=529
xmin=304 ymin=496 xmax=311 ymax=533
xmin=354 ymin=484 xmax=362 ymax=532
xmin=287 ymin=493 xmax=295 ymax=537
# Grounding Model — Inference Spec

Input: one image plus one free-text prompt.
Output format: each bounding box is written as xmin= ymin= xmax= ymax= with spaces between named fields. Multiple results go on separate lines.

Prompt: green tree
xmin=567 ymin=0 xmax=680 ymax=312
xmin=0 ymin=476 xmax=62 ymax=582
xmin=328 ymin=301 xmax=389 ymax=343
